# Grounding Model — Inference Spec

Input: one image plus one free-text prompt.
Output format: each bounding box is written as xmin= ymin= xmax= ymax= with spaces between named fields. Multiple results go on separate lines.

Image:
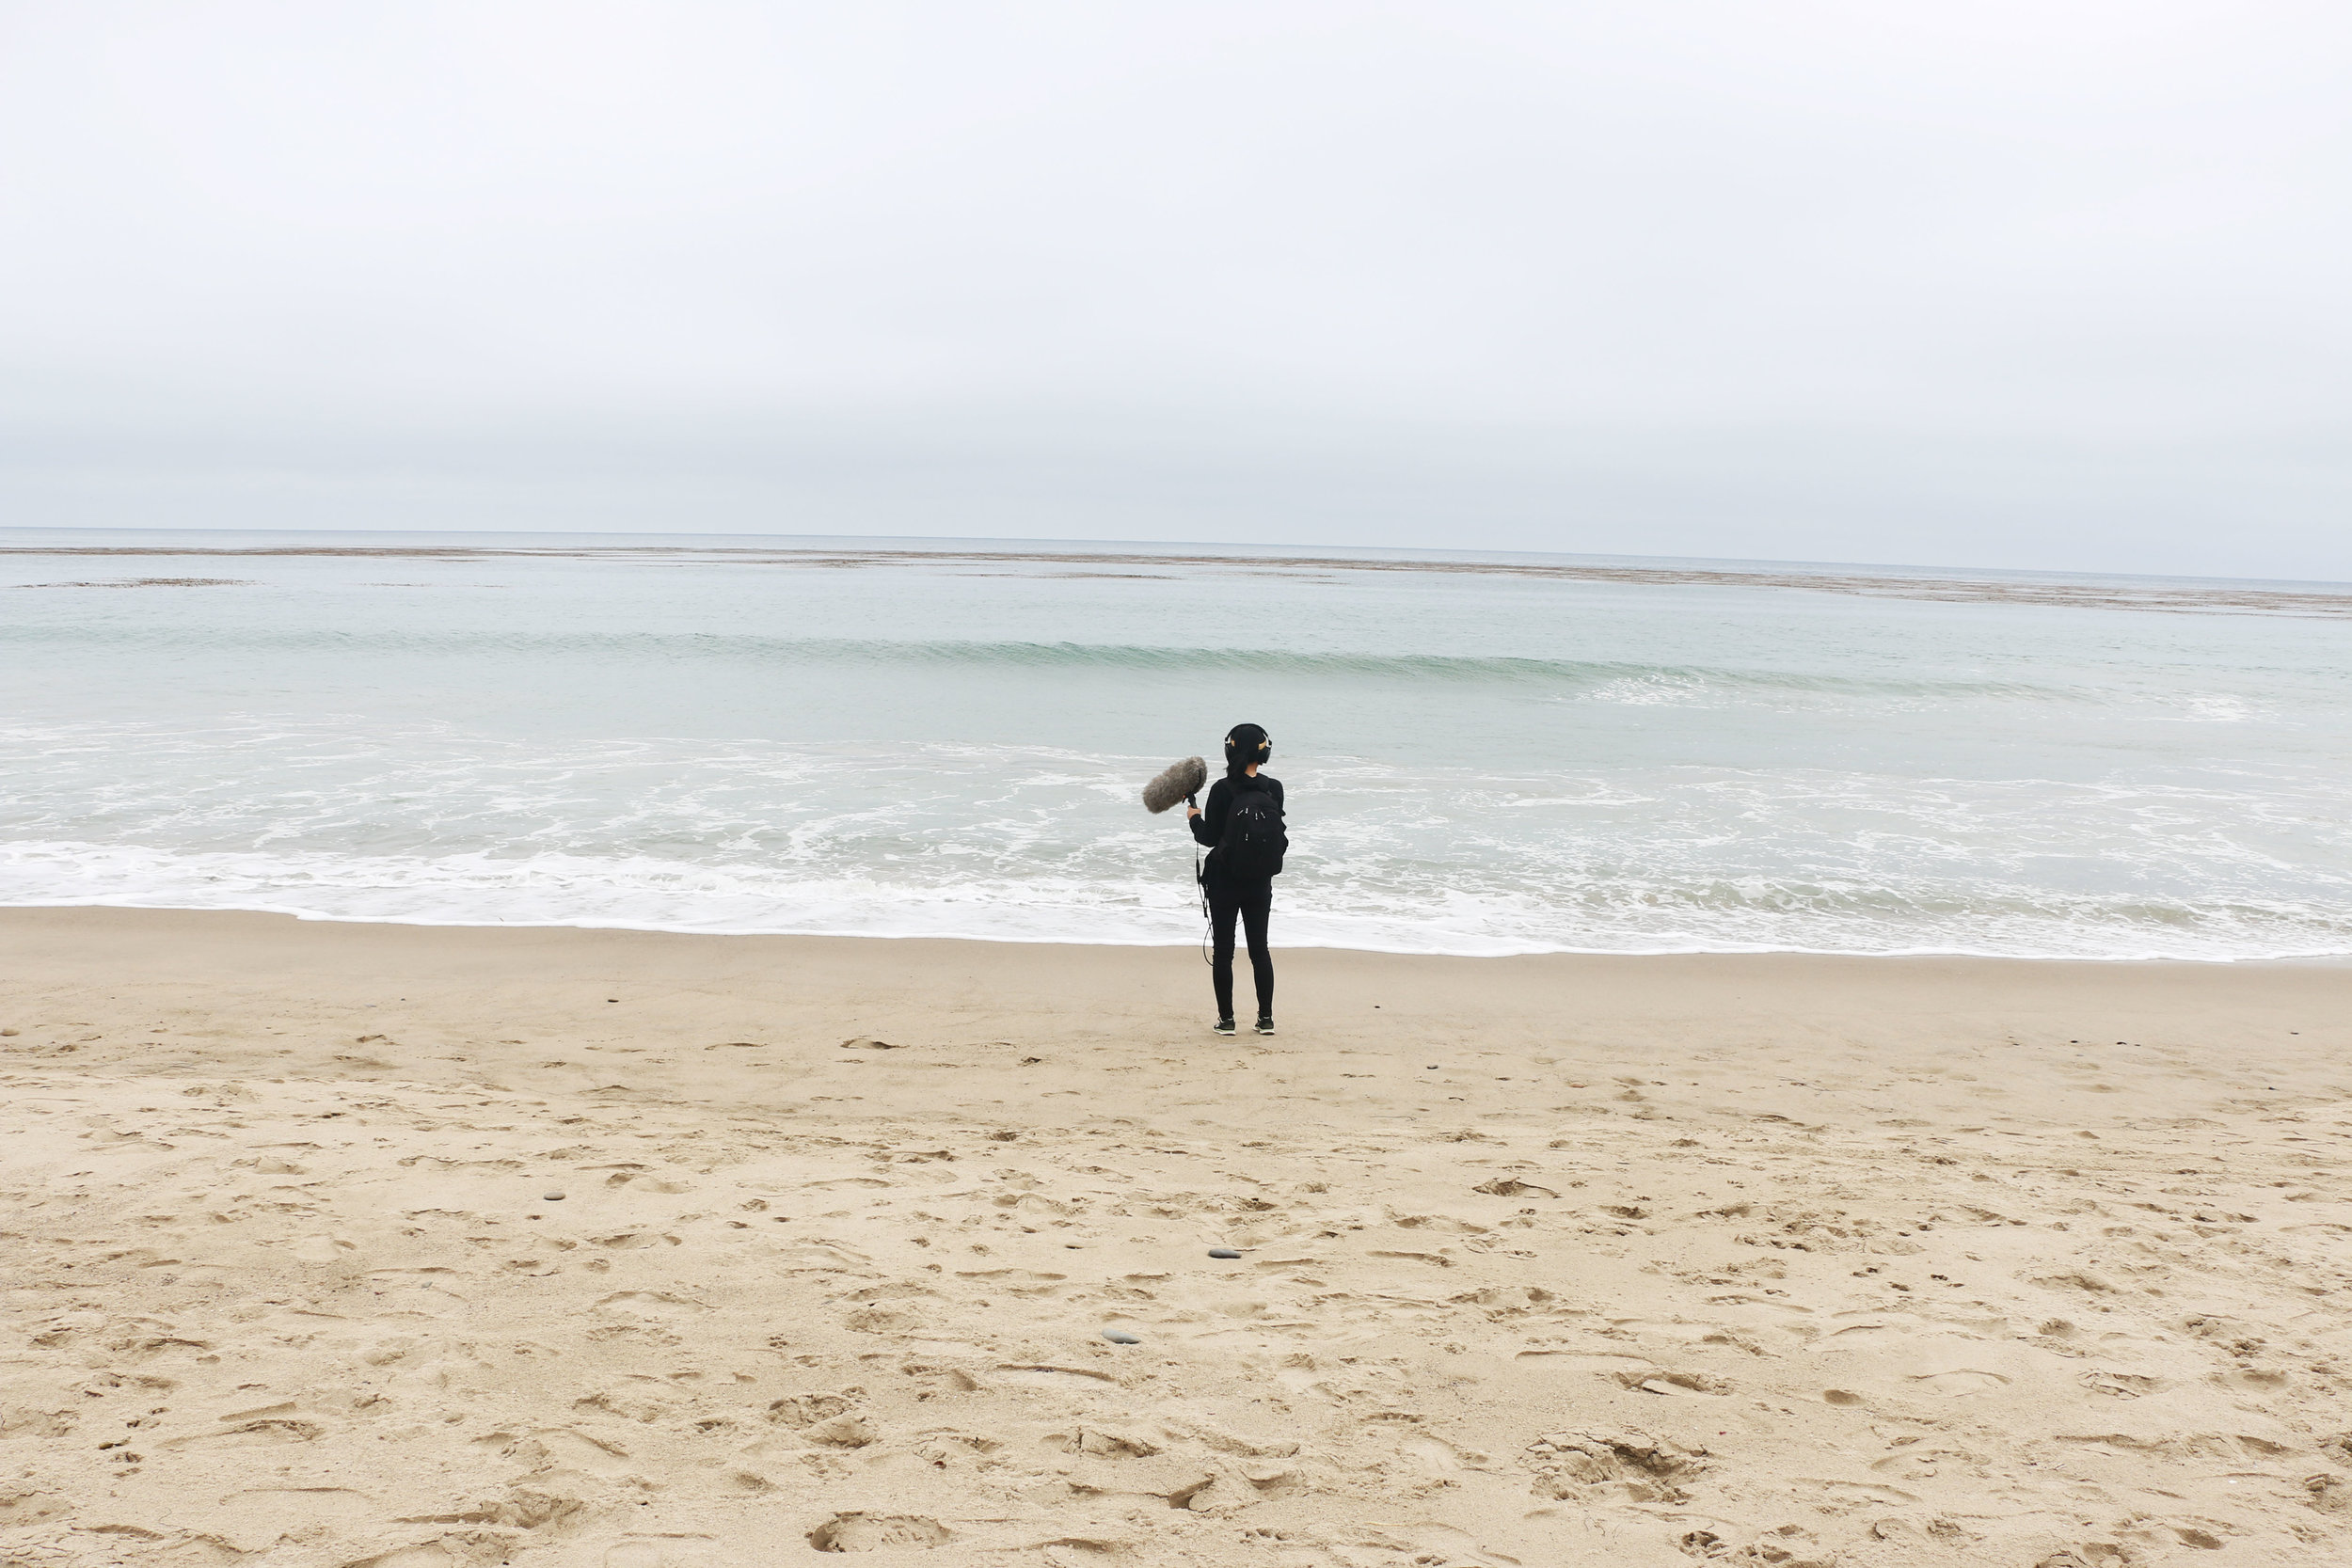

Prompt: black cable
xmin=1199 ymin=851 xmax=1213 ymax=968
xmin=1190 ymin=794 xmax=1212 ymax=968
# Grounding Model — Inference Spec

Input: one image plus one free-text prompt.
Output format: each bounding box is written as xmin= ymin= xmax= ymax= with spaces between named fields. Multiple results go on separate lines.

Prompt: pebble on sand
xmin=1208 ymin=1248 xmax=1243 ymax=1259
xmin=542 ymin=1192 xmax=565 ymax=1201
xmin=1102 ymin=1329 xmax=1141 ymax=1345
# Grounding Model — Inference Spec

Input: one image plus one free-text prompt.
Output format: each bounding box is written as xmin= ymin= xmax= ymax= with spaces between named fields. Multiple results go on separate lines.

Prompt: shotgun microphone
xmin=1141 ymin=755 xmax=1209 ymax=814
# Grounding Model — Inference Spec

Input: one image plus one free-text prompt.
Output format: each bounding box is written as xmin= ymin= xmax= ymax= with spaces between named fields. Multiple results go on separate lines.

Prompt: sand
xmin=2 ymin=909 xmax=2349 ymax=1568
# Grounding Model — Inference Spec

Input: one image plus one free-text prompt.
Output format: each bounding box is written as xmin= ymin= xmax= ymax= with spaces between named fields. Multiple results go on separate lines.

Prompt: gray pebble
xmin=1208 ymin=1248 xmax=1242 ymax=1259
xmin=542 ymin=1193 xmax=565 ymax=1202
xmin=1102 ymin=1329 xmax=1141 ymax=1345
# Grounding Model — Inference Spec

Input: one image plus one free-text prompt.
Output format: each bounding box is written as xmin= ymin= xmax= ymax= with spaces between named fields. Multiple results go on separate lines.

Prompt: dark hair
xmin=1223 ymin=723 xmax=1270 ymax=781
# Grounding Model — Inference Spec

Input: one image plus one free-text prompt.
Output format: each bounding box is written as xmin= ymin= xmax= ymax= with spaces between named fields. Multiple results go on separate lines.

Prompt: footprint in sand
xmin=217 ymin=1485 xmax=374 ymax=1537
xmin=166 ymin=1403 xmax=324 ymax=1450
xmin=499 ymin=1428 xmax=632 ymax=1477
xmin=605 ymin=1172 xmax=694 ymax=1194
xmin=1048 ymin=1427 xmax=1159 ymax=1458
xmin=1395 ymin=1433 xmax=1489 ymax=1473
xmin=1615 ymin=1370 xmax=1731 ymax=1396
xmin=1524 ymin=1430 xmax=1700 ymax=1505
xmin=1909 ymin=1369 xmax=2010 ymax=1397
xmin=801 ymin=1414 xmax=879 ymax=1449
xmin=346 ymin=1547 xmax=459 ymax=1568
xmin=806 ymin=1514 xmax=948 ymax=1552
xmin=766 ymin=1392 xmax=860 ymax=1429
xmin=590 ymin=1231 xmax=680 ymax=1249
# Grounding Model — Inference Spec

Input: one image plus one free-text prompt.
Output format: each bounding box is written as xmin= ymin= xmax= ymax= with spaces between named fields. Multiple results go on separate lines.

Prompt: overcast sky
xmin=3 ymin=3 xmax=2348 ymax=578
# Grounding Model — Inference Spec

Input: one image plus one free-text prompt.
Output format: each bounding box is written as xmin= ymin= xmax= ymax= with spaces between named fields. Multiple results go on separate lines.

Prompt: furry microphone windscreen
xmin=1141 ymin=756 xmax=1208 ymax=814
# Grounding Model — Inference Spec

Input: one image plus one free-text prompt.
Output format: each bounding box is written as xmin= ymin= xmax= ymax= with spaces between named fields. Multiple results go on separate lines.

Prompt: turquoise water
xmin=4 ymin=530 xmax=2349 ymax=957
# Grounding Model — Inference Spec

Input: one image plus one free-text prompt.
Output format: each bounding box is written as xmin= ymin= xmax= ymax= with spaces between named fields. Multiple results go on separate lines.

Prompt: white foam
xmin=5 ymin=832 xmax=2348 ymax=960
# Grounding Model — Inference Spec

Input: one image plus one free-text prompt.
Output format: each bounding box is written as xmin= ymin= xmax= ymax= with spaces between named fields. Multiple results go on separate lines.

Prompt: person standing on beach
xmin=1186 ymin=722 xmax=1286 ymax=1037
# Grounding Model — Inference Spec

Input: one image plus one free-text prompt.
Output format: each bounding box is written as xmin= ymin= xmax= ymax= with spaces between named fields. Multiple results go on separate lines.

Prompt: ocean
xmin=5 ymin=530 xmax=2348 ymax=959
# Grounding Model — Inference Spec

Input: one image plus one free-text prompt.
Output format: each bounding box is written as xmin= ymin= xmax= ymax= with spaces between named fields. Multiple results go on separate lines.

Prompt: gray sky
xmin=4 ymin=3 xmax=2348 ymax=578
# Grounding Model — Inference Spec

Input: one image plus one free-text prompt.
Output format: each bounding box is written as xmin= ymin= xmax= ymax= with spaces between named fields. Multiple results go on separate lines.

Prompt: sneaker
xmin=1255 ymin=1015 xmax=1276 ymax=1036
xmin=1212 ymin=1017 xmax=1236 ymax=1036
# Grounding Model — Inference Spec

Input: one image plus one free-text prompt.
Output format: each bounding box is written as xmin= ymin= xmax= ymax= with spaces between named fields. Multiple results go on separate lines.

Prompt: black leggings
xmin=1207 ymin=879 xmax=1274 ymax=1020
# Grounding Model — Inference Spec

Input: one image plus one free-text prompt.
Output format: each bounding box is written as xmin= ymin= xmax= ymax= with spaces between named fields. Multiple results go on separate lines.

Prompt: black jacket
xmin=1191 ymin=773 xmax=1285 ymax=886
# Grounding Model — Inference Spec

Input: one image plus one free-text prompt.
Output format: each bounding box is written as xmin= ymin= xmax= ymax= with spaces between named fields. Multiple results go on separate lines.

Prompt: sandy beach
xmin=3 ymin=908 xmax=2349 ymax=1567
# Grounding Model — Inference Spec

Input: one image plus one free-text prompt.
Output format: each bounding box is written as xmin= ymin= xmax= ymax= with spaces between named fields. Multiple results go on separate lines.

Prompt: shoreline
xmin=6 ymin=905 xmax=2350 ymax=1564
xmin=8 ymin=900 xmax=2348 ymax=966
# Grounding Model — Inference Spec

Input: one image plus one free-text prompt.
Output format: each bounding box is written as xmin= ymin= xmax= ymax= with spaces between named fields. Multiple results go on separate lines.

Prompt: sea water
xmin=4 ymin=530 xmax=2348 ymax=959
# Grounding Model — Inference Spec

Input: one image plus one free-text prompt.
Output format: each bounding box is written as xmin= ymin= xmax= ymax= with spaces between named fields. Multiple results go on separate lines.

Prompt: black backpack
xmin=1215 ymin=782 xmax=1287 ymax=879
